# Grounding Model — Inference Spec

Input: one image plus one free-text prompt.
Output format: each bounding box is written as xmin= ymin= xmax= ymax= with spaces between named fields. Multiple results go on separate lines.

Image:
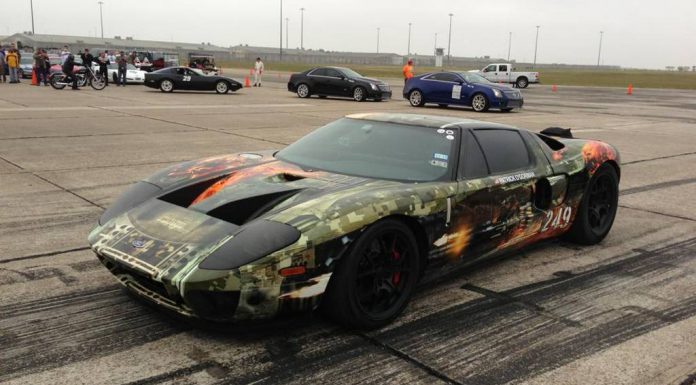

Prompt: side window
xmin=473 ymin=129 xmax=531 ymax=174
xmin=176 ymin=68 xmax=186 ymax=75
xmin=498 ymin=64 xmax=508 ymax=72
xmin=483 ymin=64 xmax=496 ymax=72
xmin=325 ymin=69 xmax=342 ymax=78
xmin=458 ymin=131 xmax=489 ymax=179
xmin=429 ymin=73 xmax=459 ymax=82
xmin=310 ymin=68 xmax=327 ymax=76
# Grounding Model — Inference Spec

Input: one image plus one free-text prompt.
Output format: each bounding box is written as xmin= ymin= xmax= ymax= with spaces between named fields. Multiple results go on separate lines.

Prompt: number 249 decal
xmin=541 ymin=206 xmax=572 ymax=232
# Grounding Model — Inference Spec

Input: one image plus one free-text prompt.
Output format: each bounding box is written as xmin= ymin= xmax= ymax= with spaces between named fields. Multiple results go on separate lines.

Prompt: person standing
xmin=98 ymin=51 xmax=110 ymax=86
xmin=0 ymin=48 xmax=6 ymax=83
xmin=33 ymin=48 xmax=49 ymax=86
xmin=253 ymin=57 xmax=264 ymax=87
xmin=60 ymin=46 xmax=70 ymax=65
xmin=6 ymin=48 xmax=20 ymax=83
xmin=402 ymin=59 xmax=414 ymax=84
xmin=117 ymin=51 xmax=127 ymax=86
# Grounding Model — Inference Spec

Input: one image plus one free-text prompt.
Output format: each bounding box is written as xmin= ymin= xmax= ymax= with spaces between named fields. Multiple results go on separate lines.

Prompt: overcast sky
xmin=3 ymin=0 xmax=695 ymax=69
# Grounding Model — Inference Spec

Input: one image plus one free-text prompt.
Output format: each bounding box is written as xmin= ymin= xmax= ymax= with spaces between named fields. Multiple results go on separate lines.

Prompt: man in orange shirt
xmin=402 ymin=59 xmax=414 ymax=84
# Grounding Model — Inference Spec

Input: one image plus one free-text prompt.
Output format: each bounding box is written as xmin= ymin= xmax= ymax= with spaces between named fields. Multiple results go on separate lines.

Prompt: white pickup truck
xmin=470 ymin=63 xmax=539 ymax=88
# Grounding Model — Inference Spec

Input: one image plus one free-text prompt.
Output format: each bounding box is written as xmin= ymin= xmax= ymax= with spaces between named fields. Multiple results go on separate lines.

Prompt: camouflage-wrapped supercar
xmin=88 ymin=113 xmax=620 ymax=328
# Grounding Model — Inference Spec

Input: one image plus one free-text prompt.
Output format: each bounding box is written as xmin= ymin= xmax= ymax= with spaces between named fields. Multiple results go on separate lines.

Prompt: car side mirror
xmin=339 ymin=75 xmax=346 ymax=80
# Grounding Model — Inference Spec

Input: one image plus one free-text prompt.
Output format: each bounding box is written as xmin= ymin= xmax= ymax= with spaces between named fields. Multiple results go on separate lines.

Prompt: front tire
xmin=215 ymin=80 xmax=229 ymax=94
xmin=296 ymin=83 xmax=310 ymax=98
xmin=408 ymin=89 xmax=425 ymax=107
xmin=353 ymin=86 xmax=366 ymax=102
xmin=159 ymin=79 xmax=174 ymax=93
xmin=471 ymin=93 xmax=489 ymax=112
xmin=321 ymin=219 xmax=420 ymax=329
xmin=90 ymin=75 xmax=106 ymax=90
xmin=564 ymin=164 xmax=619 ymax=245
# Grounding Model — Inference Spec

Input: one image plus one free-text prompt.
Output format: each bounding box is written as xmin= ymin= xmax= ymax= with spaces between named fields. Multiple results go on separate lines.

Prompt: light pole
xmin=507 ymin=32 xmax=512 ymax=61
xmin=533 ymin=25 xmax=540 ymax=68
xmin=407 ymin=22 xmax=412 ymax=56
xmin=597 ymin=31 xmax=604 ymax=67
xmin=434 ymin=33 xmax=437 ymax=54
xmin=98 ymin=1 xmax=104 ymax=38
xmin=376 ymin=27 xmax=380 ymax=53
xmin=447 ymin=13 xmax=453 ymax=64
xmin=285 ymin=17 xmax=289 ymax=49
xmin=30 ymin=0 xmax=35 ymax=34
xmin=279 ymin=0 xmax=283 ymax=60
xmin=300 ymin=7 xmax=305 ymax=50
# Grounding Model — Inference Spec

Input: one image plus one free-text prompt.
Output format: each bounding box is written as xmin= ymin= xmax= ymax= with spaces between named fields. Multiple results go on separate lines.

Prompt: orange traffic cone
xmin=551 ymin=84 xmax=558 ymax=92
xmin=31 ymin=68 xmax=38 ymax=86
xmin=627 ymin=83 xmax=633 ymax=95
xmin=244 ymin=76 xmax=251 ymax=87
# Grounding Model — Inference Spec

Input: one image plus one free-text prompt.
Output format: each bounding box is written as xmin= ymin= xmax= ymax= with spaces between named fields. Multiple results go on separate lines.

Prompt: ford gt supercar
xmin=89 ymin=113 xmax=620 ymax=329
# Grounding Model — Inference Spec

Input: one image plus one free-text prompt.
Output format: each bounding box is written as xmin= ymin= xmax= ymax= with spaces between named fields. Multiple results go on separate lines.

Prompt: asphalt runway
xmin=1 ymin=76 xmax=696 ymax=385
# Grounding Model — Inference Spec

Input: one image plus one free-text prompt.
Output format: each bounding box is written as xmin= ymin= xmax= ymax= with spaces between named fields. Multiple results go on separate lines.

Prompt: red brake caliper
xmin=391 ymin=244 xmax=401 ymax=285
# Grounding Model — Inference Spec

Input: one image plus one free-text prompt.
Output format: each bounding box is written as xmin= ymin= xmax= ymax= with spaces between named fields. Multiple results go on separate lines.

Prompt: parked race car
xmin=288 ymin=66 xmax=392 ymax=101
xmin=404 ymin=71 xmax=524 ymax=112
xmin=89 ymin=113 xmax=620 ymax=329
xmin=92 ymin=63 xmax=147 ymax=84
xmin=144 ymin=67 xmax=242 ymax=93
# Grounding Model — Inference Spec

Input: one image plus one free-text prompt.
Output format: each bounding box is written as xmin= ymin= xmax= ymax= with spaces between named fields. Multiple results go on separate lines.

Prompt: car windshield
xmin=338 ymin=68 xmax=364 ymax=78
xmin=276 ymin=118 xmax=456 ymax=182
xmin=458 ymin=72 xmax=490 ymax=84
xmin=21 ymin=57 xmax=33 ymax=64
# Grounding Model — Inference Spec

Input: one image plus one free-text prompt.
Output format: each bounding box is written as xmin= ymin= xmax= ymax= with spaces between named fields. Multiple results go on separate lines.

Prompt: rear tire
xmin=408 ymin=89 xmax=425 ymax=107
xmin=563 ymin=164 xmax=619 ymax=245
xmin=296 ymin=83 xmax=310 ymax=98
xmin=321 ymin=219 xmax=420 ymax=329
xmin=516 ymin=77 xmax=529 ymax=88
xmin=50 ymin=75 xmax=66 ymax=90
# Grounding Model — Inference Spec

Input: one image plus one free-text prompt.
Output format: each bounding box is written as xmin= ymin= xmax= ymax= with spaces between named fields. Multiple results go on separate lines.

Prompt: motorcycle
xmin=50 ymin=66 xmax=106 ymax=90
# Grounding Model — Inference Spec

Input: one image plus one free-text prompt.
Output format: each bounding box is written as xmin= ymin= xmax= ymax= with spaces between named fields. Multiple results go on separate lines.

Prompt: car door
xmin=323 ymin=68 xmax=350 ymax=96
xmin=496 ymin=64 xmax=510 ymax=83
xmin=471 ymin=128 xmax=552 ymax=252
xmin=424 ymin=73 xmax=461 ymax=103
xmin=185 ymin=68 xmax=211 ymax=90
xmin=446 ymin=129 xmax=498 ymax=264
xmin=173 ymin=67 xmax=189 ymax=89
xmin=481 ymin=64 xmax=497 ymax=82
xmin=307 ymin=68 xmax=330 ymax=94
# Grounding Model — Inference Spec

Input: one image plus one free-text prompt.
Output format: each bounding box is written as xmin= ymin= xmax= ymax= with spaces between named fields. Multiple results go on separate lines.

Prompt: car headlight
xmin=370 ymin=83 xmax=379 ymax=91
xmin=493 ymin=88 xmax=503 ymax=98
xmin=199 ymin=220 xmax=301 ymax=270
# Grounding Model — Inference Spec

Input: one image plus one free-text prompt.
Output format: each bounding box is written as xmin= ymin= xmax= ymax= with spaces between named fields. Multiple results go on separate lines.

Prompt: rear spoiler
xmin=540 ymin=127 xmax=573 ymax=139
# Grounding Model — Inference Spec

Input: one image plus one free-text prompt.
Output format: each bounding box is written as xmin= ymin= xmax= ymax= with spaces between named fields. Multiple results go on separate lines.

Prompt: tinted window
xmin=473 ymin=129 xmax=530 ymax=174
xmin=310 ymin=68 xmax=327 ymax=76
xmin=325 ymin=69 xmax=342 ymax=78
xmin=458 ymin=131 xmax=489 ymax=179
xmin=499 ymin=64 xmax=508 ymax=71
xmin=484 ymin=65 xmax=496 ymax=72
xmin=429 ymin=73 xmax=460 ymax=82
xmin=276 ymin=118 xmax=456 ymax=182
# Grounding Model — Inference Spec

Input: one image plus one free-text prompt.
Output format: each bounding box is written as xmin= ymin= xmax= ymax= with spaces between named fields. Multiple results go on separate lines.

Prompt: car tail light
xmin=279 ymin=266 xmax=306 ymax=277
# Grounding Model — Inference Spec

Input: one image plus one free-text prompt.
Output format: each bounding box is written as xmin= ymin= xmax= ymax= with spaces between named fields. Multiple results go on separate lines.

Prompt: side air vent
xmin=158 ymin=175 xmax=229 ymax=208
xmin=207 ymin=189 xmax=302 ymax=225
xmin=266 ymin=173 xmax=306 ymax=183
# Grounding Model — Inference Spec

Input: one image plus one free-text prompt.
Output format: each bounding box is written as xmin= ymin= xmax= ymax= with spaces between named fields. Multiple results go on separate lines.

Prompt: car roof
xmin=345 ymin=113 xmax=518 ymax=130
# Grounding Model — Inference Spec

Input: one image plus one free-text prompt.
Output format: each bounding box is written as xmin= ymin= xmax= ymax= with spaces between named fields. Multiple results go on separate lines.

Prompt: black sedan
xmin=144 ymin=67 xmax=242 ymax=94
xmin=288 ymin=67 xmax=392 ymax=101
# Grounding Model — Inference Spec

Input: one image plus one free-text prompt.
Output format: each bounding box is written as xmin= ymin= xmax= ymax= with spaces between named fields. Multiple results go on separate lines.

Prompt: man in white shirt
xmin=253 ymin=57 xmax=264 ymax=87
xmin=60 ymin=46 xmax=70 ymax=65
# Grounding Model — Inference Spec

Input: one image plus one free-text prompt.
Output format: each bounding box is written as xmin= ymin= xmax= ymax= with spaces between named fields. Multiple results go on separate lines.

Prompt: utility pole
xmin=447 ymin=13 xmax=453 ymax=64
xmin=407 ymin=22 xmax=412 ymax=56
xmin=279 ymin=0 xmax=283 ymax=60
xmin=98 ymin=1 xmax=104 ymax=38
xmin=533 ymin=25 xmax=540 ymax=68
xmin=434 ymin=32 xmax=437 ymax=54
xmin=507 ymin=32 xmax=512 ymax=61
xmin=376 ymin=27 xmax=380 ymax=53
xmin=285 ymin=18 xmax=289 ymax=49
xmin=30 ymin=0 xmax=35 ymax=34
xmin=597 ymin=31 xmax=604 ymax=67
xmin=300 ymin=7 xmax=305 ymax=50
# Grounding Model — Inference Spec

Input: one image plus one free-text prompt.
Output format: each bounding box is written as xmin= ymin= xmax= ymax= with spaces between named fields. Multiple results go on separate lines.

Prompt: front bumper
xmin=367 ymin=88 xmax=392 ymax=100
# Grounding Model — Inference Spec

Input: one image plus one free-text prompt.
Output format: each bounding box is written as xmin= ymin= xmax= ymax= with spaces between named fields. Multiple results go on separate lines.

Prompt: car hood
xmin=88 ymin=154 xmax=375 ymax=281
xmin=474 ymin=82 xmax=514 ymax=91
xmin=355 ymin=76 xmax=387 ymax=85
